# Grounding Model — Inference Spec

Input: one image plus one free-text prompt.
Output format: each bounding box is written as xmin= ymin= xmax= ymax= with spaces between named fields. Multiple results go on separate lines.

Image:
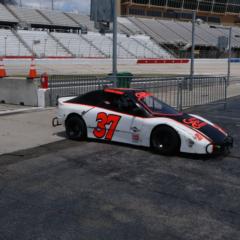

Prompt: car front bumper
xmin=211 ymin=136 xmax=234 ymax=154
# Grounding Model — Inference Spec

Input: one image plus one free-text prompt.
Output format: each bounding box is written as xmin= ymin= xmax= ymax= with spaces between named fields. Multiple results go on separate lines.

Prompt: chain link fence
xmin=48 ymin=74 xmax=227 ymax=110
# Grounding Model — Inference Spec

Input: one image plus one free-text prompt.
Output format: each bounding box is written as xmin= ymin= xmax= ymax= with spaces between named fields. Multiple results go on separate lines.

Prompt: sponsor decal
xmin=93 ymin=112 xmax=121 ymax=141
xmin=183 ymin=117 xmax=207 ymax=129
xmin=135 ymin=92 xmax=152 ymax=100
xmin=194 ymin=133 xmax=204 ymax=141
xmin=132 ymin=133 xmax=140 ymax=142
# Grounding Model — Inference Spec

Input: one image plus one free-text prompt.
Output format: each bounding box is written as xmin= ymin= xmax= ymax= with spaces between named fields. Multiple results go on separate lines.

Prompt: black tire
xmin=151 ymin=125 xmax=180 ymax=155
xmin=65 ymin=115 xmax=87 ymax=141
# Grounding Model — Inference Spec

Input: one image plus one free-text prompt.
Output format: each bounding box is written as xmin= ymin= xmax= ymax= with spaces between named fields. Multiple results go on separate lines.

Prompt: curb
xmin=0 ymin=107 xmax=52 ymax=116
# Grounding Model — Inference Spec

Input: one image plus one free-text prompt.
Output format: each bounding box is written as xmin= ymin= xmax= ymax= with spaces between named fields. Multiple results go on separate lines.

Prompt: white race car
xmin=53 ymin=88 xmax=233 ymax=155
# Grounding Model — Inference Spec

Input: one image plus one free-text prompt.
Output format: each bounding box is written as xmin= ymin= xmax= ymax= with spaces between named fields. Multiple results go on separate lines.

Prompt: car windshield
xmin=140 ymin=95 xmax=179 ymax=115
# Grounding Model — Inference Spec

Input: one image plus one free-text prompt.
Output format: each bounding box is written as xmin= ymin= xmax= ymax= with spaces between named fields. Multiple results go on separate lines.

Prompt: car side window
xmin=69 ymin=90 xmax=103 ymax=105
xmin=99 ymin=92 xmax=121 ymax=111
xmin=117 ymin=95 xmax=136 ymax=114
xmin=100 ymin=93 xmax=145 ymax=116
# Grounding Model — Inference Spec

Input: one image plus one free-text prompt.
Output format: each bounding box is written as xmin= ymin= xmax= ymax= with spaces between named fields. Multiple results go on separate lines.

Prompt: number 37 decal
xmin=93 ymin=112 xmax=121 ymax=141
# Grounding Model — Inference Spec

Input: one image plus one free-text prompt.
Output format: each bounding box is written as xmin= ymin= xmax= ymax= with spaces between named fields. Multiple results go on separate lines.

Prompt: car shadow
xmin=55 ymin=131 xmax=67 ymax=138
xmin=178 ymin=152 xmax=226 ymax=161
xmin=55 ymin=131 xmax=226 ymax=161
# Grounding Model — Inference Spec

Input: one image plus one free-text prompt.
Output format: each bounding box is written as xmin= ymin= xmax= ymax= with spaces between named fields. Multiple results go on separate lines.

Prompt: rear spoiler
xmin=57 ymin=96 xmax=77 ymax=106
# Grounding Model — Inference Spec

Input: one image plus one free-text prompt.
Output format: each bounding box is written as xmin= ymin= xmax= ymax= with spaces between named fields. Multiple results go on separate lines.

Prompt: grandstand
xmin=0 ymin=2 xmax=239 ymax=59
xmin=17 ymin=30 xmax=71 ymax=57
xmin=0 ymin=28 xmax=30 ymax=56
xmin=119 ymin=0 xmax=240 ymax=25
xmin=7 ymin=5 xmax=51 ymax=27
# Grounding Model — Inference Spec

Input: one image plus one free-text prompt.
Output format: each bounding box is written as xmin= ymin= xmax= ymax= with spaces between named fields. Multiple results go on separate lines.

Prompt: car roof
xmin=104 ymin=88 xmax=146 ymax=95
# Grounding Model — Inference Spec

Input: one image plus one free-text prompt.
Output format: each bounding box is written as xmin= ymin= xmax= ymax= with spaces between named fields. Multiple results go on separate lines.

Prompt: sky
xmin=19 ymin=0 xmax=91 ymax=14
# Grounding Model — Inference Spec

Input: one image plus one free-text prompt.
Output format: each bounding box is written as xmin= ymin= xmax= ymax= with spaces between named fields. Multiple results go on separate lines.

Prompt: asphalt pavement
xmin=0 ymin=97 xmax=240 ymax=240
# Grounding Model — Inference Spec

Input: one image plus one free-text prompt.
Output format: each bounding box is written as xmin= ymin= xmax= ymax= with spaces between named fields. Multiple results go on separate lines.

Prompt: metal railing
xmin=48 ymin=75 xmax=113 ymax=106
xmin=130 ymin=76 xmax=227 ymax=110
xmin=48 ymin=75 xmax=228 ymax=110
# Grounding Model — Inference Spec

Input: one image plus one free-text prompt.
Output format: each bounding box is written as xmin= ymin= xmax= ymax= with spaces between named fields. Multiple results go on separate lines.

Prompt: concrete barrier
xmin=37 ymin=89 xmax=50 ymax=108
xmin=0 ymin=77 xmax=39 ymax=106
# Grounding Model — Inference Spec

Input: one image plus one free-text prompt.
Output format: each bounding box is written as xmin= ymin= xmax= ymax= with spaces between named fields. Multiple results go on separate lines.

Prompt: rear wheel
xmin=65 ymin=115 xmax=87 ymax=141
xmin=151 ymin=125 xmax=180 ymax=155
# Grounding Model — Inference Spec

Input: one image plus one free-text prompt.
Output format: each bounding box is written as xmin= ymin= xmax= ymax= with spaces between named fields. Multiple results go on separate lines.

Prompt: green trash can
xmin=116 ymin=72 xmax=133 ymax=88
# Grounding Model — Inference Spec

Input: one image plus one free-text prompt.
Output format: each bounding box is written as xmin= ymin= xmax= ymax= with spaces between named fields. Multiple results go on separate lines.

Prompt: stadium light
xmin=210 ymin=25 xmax=232 ymax=85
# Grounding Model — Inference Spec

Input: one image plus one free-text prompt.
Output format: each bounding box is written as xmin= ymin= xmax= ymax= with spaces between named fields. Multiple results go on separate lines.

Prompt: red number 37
xmin=93 ymin=112 xmax=121 ymax=141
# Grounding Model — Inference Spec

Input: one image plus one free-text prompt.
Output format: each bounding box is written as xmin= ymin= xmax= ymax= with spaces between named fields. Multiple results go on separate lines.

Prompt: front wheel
xmin=65 ymin=115 xmax=87 ymax=141
xmin=151 ymin=125 xmax=180 ymax=155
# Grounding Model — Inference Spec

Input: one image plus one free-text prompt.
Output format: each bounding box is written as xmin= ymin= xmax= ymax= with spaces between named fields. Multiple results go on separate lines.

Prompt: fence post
xmin=177 ymin=79 xmax=183 ymax=111
xmin=224 ymin=77 xmax=227 ymax=110
xmin=98 ymin=76 xmax=102 ymax=90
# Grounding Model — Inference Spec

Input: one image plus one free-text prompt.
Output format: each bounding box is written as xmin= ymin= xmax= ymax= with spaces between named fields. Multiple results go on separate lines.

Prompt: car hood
xmin=155 ymin=113 xmax=227 ymax=144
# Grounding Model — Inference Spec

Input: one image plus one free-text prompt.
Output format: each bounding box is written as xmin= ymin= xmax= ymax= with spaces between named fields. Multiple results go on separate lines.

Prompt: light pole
xmin=112 ymin=0 xmax=118 ymax=87
xmin=210 ymin=25 xmax=232 ymax=85
xmin=190 ymin=12 xmax=203 ymax=89
xmin=190 ymin=11 xmax=196 ymax=87
xmin=44 ymin=38 xmax=47 ymax=57
xmin=4 ymin=36 xmax=7 ymax=56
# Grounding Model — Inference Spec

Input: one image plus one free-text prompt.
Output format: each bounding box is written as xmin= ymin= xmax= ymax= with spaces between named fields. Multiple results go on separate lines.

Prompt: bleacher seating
xmin=131 ymin=35 xmax=172 ymax=58
xmin=85 ymin=32 xmax=137 ymax=58
xmin=52 ymin=32 xmax=104 ymax=57
xmin=38 ymin=9 xmax=79 ymax=28
xmin=84 ymin=33 xmax=115 ymax=57
xmin=118 ymin=17 xmax=144 ymax=35
xmin=137 ymin=18 xmax=184 ymax=44
xmin=17 ymin=30 xmax=71 ymax=57
xmin=0 ymin=29 xmax=30 ymax=56
xmin=126 ymin=17 xmax=240 ymax=48
xmin=0 ymin=3 xmax=240 ymax=59
xmin=66 ymin=13 xmax=96 ymax=31
xmin=207 ymin=26 xmax=239 ymax=47
xmin=0 ymin=3 xmax=18 ymax=23
xmin=8 ymin=5 xmax=51 ymax=26
xmin=113 ymin=34 xmax=158 ymax=58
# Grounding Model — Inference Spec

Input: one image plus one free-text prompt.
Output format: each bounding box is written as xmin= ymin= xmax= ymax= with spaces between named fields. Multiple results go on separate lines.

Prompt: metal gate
xmin=48 ymin=75 xmax=227 ymax=110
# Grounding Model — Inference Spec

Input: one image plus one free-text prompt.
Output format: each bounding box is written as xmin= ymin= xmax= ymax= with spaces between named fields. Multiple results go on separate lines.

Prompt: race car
xmin=53 ymin=88 xmax=233 ymax=155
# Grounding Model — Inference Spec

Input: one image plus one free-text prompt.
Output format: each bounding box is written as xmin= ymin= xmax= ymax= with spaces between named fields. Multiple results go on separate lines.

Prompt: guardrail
xmin=48 ymin=75 xmax=227 ymax=110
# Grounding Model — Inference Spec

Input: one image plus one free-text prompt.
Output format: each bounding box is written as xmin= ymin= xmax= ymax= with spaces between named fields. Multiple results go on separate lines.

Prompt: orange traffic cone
xmin=28 ymin=58 xmax=37 ymax=79
xmin=0 ymin=58 xmax=7 ymax=78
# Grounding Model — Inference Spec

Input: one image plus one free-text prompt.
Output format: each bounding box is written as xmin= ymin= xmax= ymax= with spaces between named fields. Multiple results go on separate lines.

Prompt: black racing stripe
xmin=168 ymin=113 xmax=226 ymax=144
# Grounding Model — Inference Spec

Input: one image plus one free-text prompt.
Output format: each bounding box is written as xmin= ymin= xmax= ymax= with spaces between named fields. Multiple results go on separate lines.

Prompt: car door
xmin=85 ymin=92 xmax=145 ymax=145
